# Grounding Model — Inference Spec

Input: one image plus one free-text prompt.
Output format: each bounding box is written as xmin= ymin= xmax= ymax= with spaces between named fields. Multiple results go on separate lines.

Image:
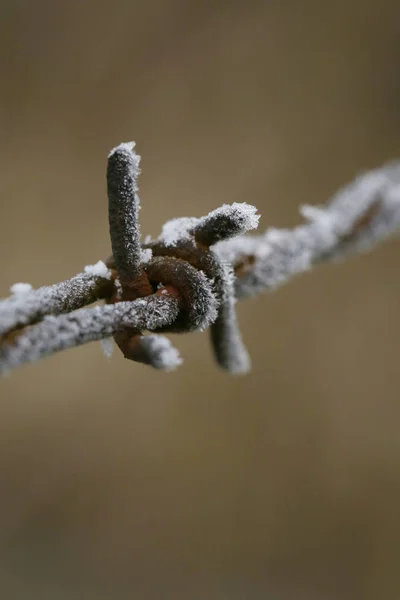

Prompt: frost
xmin=139 ymin=335 xmax=183 ymax=371
xmin=222 ymin=202 xmax=260 ymax=230
xmin=84 ymin=260 xmax=111 ymax=279
xmin=108 ymin=140 xmax=136 ymax=158
xmin=10 ymin=282 xmax=33 ymax=295
xmin=140 ymin=248 xmax=153 ymax=263
xmin=159 ymin=217 xmax=199 ymax=247
xmin=299 ymin=204 xmax=326 ymax=222
xmin=113 ymin=278 xmax=123 ymax=300
xmin=194 ymin=202 xmax=260 ymax=246
xmin=100 ymin=338 xmax=114 ymax=358
xmin=158 ymin=203 xmax=259 ymax=248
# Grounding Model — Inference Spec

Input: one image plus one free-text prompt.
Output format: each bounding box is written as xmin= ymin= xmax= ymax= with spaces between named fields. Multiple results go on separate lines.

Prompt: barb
xmin=193 ymin=203 xmax=260 ymax=246
xmin=107 ymin=142 xmax=155 ymax=367
xmin=1 ymin=145 xmax=400 ymax=376
xmin=107 ymin=142 xmax=143 ymax=286
xmin=209 ymin=265 xmax=251 ymax=374
xmin=114 ymin=332 xmax=182 ymax=371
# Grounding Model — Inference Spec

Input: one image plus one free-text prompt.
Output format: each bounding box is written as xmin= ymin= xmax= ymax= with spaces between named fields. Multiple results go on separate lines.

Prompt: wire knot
xmin=106 ymin=142 xmax=260 ymax=372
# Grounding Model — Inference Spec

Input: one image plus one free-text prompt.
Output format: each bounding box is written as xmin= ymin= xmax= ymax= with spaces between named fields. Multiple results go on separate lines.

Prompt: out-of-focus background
xmin=1 ymin=1 xmax=400 ymax=598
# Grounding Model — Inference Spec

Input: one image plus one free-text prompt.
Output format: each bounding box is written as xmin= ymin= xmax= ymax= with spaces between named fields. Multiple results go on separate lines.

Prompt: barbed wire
xmin=1 ymin=143 xmax=400 ymax=375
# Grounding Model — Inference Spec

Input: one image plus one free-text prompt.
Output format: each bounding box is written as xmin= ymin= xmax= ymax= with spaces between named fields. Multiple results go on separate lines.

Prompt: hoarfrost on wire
xmin=100 ymin=338 xmax=114 ymax=358
xmin=159 ymin=202 xmax=260 ymax=247
xmin=84 ymin=260 xmax=111 ymax=279
xmin=140 ymin=335 xmax=183 ymax=371
xmin=10 ymin=283 xmax=33 ymax=295
xmin=140 ymin=248 xmax=153 ymax=263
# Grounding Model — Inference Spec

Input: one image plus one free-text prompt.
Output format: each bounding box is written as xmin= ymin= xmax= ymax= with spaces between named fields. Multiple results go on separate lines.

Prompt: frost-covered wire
xmin=107 ymin=142 xmax=142 ymax=285
xmin=215 ymin=163 xmax=400 ymax=299
xmin=193 ymin=203 xmax=260 ymax=246
xmin=0 ymin=268 xmax=113 ymax=337
xmin=0 ymin=292 xmax=179 ymax=374
xmin=209 ymin=262 xmax=251 ymax=374
xmin=114 ymin=332 xmax=182 ymax=371
xmin=1 ymin=143 xmax=400 ymax=376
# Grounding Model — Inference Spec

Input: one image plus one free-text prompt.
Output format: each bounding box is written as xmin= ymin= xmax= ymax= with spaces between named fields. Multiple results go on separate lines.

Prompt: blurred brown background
xmin=1 ymin=1 xmax=400 ymax=598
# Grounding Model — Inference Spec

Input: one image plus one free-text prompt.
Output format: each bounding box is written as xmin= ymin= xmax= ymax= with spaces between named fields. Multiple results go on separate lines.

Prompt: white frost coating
xmin=205 ymin=202 xmax=260 ymax=233
xmin=299 ymin=204 xmax=327 ymax=222
xmin=108 ymin=140 xmax=136 ymax=158
xmin=84 ymin=260 xmax=111 ymax=279
xmin=108 ymin=141 xmax=141 ymax=180
xmin=113 ymin=278 xmax=123 ymax=300
xmin=140 ymin=248 xmax=153 ymax=263
xmin=159 ymin=216 xmax=199 ymax=246
xmin=100 ymin=338 xmax=114 ymax=358
xmin=10 ymin=283 xmax=33 ymax=295
xmin=159 ymin=203 xmax=259 ymax=247
xmin=140 ymin=335 xmax=183 ymax=371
